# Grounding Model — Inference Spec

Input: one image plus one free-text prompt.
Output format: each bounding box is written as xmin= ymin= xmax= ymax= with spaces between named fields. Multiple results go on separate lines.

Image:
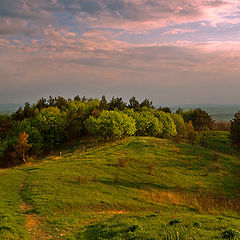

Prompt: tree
xmin=55 ymin=96 xmax=67 ymax=110
xmin=35 ymin=107 xmax=67 ymax=149
xmin=176 ymin=108 xmax=184 ymax=115
xmin=192 ymin=108 xmax=214 ymax=131
xmin=140 ymin=99 xmax=154 ymax=109
xmin=170 ymin=113 xmax=186 ymax=137
xmin=128 ymin=96 xmax=140 ymax=111
xmin=185 ymin=121 xmax=196 ymax=145
xmin=99 ymin=95 xmax=109 ymax=110
xmin=158 ymin=107 xmax=171 ymax=113
xmin=230 ymin=111 xmax=240 ymax=148
xmin=182 ymin=108 xmax=214 ymax=131
xmin=0 ymin=114 xmax=15 ymax=139
xmin=155 ymin=111 xmax=177 ymax=138
xmin=14 ymin=132 xmax=31 ymax=163
xmin=12 ymin=107 xmax=24 ymax=121
xmin=109 ymin=97 xmax=126 ymax=111
xmin=36 ymin=97 xmax=47 ymax=110
xmin=74 ymin=95 xmax=81 ymax=101
xmin=134 ymin=111 xmax=163 ymax=137
xmin=81 ymin=96 xmax=87 ymax=102
xmin=85 ymin=110 xmax=136 ymax=140
xmin=23 ymin=102 xmax=35 ymax=118
xmin=48 ymin=96 xmax=55 ymax=107
xmin=19 ymin=118 xmax=44 ymax=155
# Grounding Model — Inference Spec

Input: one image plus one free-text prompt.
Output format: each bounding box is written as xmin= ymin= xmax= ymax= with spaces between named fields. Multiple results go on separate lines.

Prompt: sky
xmin=0 ymin=0 xmax=240 ymax=105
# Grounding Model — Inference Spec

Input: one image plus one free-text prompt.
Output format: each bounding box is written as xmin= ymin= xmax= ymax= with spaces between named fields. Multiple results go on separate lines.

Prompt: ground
xmin=0 ymin=133 xmax=240 ymax=239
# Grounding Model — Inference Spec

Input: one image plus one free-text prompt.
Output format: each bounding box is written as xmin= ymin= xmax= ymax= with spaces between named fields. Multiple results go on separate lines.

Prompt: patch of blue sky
xmin=114 ymin=21 xmax=239 ymax=44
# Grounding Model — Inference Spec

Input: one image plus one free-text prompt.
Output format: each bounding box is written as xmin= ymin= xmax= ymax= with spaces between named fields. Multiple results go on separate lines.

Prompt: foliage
xmin=65 ymin=100 xmax=99 ymax=141
xmin=185 ymin=121 xmax=196 ymax=145
xmin=0 ymin=95 xmax=238 ymax=167
xmin=134 ymin=111 xmax=163 ymax=137
xmin=139 ymin=98 xmax=154 ymax=109
xmin=0 ymin=114 xmax=16 ymax=139
xmin=14 ymin=132 xmax=31 ymax=163
xmin=158 ymin=107 xmax=172 ymax=113
xmin=85 ymin=110 xmax=136 ymax=140
xmin=99 ymin=95 xmax=109 ymax=110
xmin=192 ymin=108 xmax=214 ymax=131
xmin=170 ymin=113 xmax=186 ymax=136
xmin=213 ymin=121 xmax=230 ymax=132
xmin=182 ymin=109 xmax=214 ymax=131
xmin=35 ymin=107 xmax=67 ymax=148
xmin=155 ymin=111 xmax=177 ymax=138
xmin=222 ymin=229 xmax=240 ymax=239
xmin=182 ymin=109 xmax=195 ymax=123
xmin=128 ymin=96 xmax=140 ymax=111
xmin=230 ymin=111 xmax=240 ymax=149
xmin=19 ymin=118 xmax=44 ymax=154
xmin=109 ymin=97 xmax=127 ymax=111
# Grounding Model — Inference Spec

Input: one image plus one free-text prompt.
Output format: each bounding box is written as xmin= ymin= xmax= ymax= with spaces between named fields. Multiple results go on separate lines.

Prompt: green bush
xmin=85 ymin=110 xmax=136 ymax=140
xmin=134 ymin=111 xmax=163 ymax=137
xmin=222 ymin=229 xmax=240 ymax=239
xmin=35 ymin=107 xmax=67 ymax=148
xmin=155 ymin=111 xmax=177 ymax=138
xmin=170 ymin=113 xmax=186 ymax=136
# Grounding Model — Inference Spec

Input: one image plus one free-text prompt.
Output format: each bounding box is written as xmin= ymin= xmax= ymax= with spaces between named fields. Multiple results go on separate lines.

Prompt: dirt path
xmin=19 ymin=174 xmax=52 ymax=240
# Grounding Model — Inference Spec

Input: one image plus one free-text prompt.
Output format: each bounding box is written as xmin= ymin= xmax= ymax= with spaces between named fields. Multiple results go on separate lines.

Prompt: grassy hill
xmin=1 ymin=136 xmax=240 ymax=239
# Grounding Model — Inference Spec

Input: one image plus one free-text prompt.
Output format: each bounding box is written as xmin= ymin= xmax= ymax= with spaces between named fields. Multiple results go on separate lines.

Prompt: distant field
xmin=0 ymin=135 xmax=240 ymax=239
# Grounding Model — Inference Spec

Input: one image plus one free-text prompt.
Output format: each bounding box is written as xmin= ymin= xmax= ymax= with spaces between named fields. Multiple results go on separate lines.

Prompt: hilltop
xmin=0 ymin=136 xmax=240 ymax=239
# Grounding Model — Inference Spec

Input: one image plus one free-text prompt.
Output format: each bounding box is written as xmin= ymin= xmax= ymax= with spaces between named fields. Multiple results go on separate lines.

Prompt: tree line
xmin=1 ymin=95 xmax=239 ymax=167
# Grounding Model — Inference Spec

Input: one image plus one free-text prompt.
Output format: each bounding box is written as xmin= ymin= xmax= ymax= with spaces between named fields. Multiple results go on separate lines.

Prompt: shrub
xmin=134 ymin=111 xmax=163 ymax=137
xmin=182 ymin=108 xmax=214 ymax=131
xmin=35 ymin=107 xmax=67 ymax=149
xmin=170 ymin=113 xmax=186 ymax=137
xmin=155 ymin=111 xmax=177 ymax=138
xmin=222 ymin=229 xmax=240 ymax=239
xmin=185 ymin=121 xmax=196 ymax=145
xmin=192 ymin=108 xmax=214 ymax=131
xmin=85 ymin=110 xmax=136 ymax=140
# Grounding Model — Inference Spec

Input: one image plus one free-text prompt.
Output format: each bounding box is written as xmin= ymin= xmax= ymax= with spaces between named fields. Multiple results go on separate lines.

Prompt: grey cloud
xmin=0 ymin=0 xmax=238 ymax=36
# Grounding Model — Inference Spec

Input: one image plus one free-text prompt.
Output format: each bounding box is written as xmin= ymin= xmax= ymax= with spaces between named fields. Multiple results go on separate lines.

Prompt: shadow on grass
xmin=99 ymin=179 xmax=172 ymax=191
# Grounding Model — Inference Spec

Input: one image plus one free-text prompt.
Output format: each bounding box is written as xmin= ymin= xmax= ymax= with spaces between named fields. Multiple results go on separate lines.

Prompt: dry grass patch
xmin=140 ymin=189 xmax=240 ymax=213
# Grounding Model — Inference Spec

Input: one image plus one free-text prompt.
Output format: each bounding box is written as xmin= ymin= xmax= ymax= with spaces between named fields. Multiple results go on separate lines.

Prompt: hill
xmin=0 ymin=136 xmax=240 ymax=239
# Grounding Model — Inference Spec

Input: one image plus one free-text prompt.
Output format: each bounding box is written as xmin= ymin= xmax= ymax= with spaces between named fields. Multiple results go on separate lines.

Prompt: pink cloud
xmin=162 ymin=28 xmax=196 ymax=36
xmin=74 ymin=0 xmax=240 ymax=32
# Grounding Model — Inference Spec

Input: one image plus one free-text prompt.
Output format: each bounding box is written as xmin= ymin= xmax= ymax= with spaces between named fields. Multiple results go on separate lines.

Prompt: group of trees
xmin=230 ymin=112 xmax=240 ymax=148
xmin=0 ymin=95 xmax=219 ymax=167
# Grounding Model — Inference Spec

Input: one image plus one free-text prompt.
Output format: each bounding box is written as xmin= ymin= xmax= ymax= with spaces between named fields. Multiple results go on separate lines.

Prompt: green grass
xmin=1 ymin=136 xmax=240 ymax=239
xmin=0 ymin=169 xmax=28 ymax=239
xmin=196 ymin=131 xmax=236 ymax=155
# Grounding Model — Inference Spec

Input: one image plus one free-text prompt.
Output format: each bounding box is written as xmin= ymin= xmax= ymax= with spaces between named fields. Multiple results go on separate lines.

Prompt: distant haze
xmin=170 ymin=104 xmax=240 ymax=121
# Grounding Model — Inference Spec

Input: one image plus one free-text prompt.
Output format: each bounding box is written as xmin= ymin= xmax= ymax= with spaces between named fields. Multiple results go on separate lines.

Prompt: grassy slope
xmin=1 ymin=135 xmax=240 ymax=239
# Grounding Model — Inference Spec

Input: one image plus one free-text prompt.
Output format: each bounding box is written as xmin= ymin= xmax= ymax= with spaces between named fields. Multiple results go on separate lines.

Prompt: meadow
xmin=0 ymin=133 xmax=240 ymax=239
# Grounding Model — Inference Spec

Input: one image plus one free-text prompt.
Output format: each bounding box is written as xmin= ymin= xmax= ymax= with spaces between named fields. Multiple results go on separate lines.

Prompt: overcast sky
xmin=0 ymin=0 xmax=240 ymax=105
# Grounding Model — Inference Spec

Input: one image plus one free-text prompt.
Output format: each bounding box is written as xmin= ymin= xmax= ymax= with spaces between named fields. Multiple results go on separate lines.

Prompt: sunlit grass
xmin=0 ymin=135 xmax=240 ymax=239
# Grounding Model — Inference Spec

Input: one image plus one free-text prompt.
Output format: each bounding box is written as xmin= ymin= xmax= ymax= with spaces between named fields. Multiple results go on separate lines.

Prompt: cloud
xmin=162 ymin=28 xmax=196 ymax=36
xmin=1 ymin=0 xmax=240 ymax=36
xmin=1 ymin=0 xmax=240 ymax=104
